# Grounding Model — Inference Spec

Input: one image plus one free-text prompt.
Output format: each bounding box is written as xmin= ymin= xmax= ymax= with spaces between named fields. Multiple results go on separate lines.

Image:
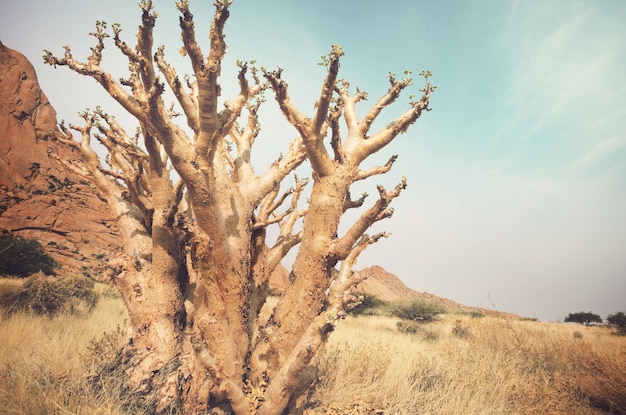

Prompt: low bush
xmin=0 ymin=278 xmax=23 ymax=316
xmin=396 ymin=320 xmax=421 ymax=334
xmin=388 ymin=298 xmax=446 ymax=324
xmin=452 ymin=321 xmax=472 ymax=339
xmin=348 ymin=292 xmax=387 ymax=316
xmin=0 ymin=233 xmax=57 ymax=277
xmin=607 ymin=311 xmax=626 ymax=336
xmin=13 ymin=273 xmax=99 ymax=316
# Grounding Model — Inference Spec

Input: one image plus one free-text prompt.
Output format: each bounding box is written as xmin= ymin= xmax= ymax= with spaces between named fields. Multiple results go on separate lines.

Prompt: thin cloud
xmin=571 ymin=136 xmax=626 ymax=169
xmin=495 ymin=1 xmax=626 ymax=164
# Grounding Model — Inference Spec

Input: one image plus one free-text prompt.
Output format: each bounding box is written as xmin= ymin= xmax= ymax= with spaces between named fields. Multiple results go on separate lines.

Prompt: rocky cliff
xmin=0 ymin=43 xmax=120 ymax=275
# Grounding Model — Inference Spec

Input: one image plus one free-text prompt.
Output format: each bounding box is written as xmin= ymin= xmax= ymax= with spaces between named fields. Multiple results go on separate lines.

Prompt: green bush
xmin=607 ymin=311 xmax=626 ymax=336
xmin=0 ymin=233 xmax=57 ymax=277
xmin=14 ymin=273 xmax=99 ymax=316
xmin=348 ymin=292 xmax=387 ymax=316
xmin=389 ymin=298 xmax=446 ymax=324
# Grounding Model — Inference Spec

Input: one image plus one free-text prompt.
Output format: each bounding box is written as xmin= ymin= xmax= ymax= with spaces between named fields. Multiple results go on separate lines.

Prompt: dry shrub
xmin=7 ymin=272 xmax=99 ymax=316
xmin=570 ymin=344 xmax=626 ymax=413
xmin=389 ymin=298 xmax=446 ymax=323
xmin=308 ymin=315 xmax=626 ymax=415
xmin=0 ymin=277 xmax=23 ymax=316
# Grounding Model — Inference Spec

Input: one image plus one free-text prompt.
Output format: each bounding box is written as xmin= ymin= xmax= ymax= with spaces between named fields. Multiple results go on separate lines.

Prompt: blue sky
xmin=1 ymin=0 xmax=625 ymax=321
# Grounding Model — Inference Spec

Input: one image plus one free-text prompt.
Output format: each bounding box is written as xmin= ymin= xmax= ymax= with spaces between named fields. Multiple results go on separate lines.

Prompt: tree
xmin=0 ymin=233 xmax=57 ymax=277
xmin=390 ymin=298 xmax=446 ymax=323
xmin=42 ymin=1 xmax=434 ymax=414
xmin=564 ymin=311 xmax=603 ymax=326
xmin=607 ymin=311 xmax=626 ymax=335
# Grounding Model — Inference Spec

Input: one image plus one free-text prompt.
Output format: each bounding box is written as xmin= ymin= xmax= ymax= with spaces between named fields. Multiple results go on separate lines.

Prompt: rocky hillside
xmin=354 ymin=265 xmax=524 ymax=319
xmin=270 ymin=265 xmax=524 ymax=319
xmin=0 ymin=43 xmax=120 ymax=274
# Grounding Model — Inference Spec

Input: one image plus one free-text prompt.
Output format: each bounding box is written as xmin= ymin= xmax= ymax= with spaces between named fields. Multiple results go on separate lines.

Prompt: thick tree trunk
xmin=115 ymin=266 xmax=186 ymax=411
xmin=278 ymin=169 xmax=352 ymax=336
xmin=251 ymin=166 xmax=355 ymax=408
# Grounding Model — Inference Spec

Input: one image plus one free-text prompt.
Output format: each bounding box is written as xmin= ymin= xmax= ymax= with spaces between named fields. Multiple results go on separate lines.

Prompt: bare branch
xmin=337 ymin=80 xmax=363 ymax=132
xmin=135 ymin=0 xmax=158 ymax=86
xmin=44 ymin=49 xmax=149 ymax=123
xmin=263 ymin=68 xmax=310 ymax=139
xmin=358 ymin=72 xmax=412 ymax=135
xmin=356 ymin=154 xmax=398 ymax=181
xmin=352 ymin=78 xmax=435 ymax=163
xmin=329 ymin=102 xmax=343 ymax=161
xmin=155 ymin=46 xmax=199 ymax=132
xmin=229 ymin=97 xmax=263 ymax=183
xmin=254 ymin=189 xmax=293 ymax=230
xmin=219 ymin=81 xmax=266 ymax=147
xmin=243 ymin=137 xmax=306 ymax=206
xmin=331 ymin=177 xmax=407 ymax=261
xmin=342 ymin=190 xmax=368 ymax=212
xmin=111 ymin=23 xmax=138 ymax=63
xmin=87 ymin=20 xmax=109 ymax=66
xmin=312 ymin=45 xmax=343 ymax=136
xmin=265 ymin=178 xmax=308 ymax=268
xmin=176 ymin=0 xmax=205 ymax=75
xmin=82 ymin=112 xmax=154 ymax=226
xmin=333 ymin=232 xmax=389 ymax=297
xmin=264 ymin=68 xmax=334 ymax=177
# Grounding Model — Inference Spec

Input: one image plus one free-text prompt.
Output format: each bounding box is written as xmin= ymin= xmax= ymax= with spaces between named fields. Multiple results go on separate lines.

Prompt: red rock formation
xmin=354 ymin=265 xmax=420 ymax=301
xmin=0 ymin=43 xmax=120 ymax=276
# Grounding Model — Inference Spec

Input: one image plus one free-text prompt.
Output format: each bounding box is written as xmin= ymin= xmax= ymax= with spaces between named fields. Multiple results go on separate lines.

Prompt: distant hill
xmin=271 ymin=264 xmax=525 ymax=320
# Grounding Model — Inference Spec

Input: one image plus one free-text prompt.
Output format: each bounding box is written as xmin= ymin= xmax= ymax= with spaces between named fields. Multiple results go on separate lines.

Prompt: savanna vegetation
xmin=1 ymin=276 xmax=625 ymax=415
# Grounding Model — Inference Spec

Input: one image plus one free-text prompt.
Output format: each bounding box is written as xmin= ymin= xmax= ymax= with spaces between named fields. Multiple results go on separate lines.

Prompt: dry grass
xmin=309 ymin=315 xmax=626 ymax=415
xmin=0 ymin=277 xmax=24 ymax=316
xmin=0 ymin=280 xmax=132 ymax=414
xmin=1 ymin=280 xmax=624 ymax=414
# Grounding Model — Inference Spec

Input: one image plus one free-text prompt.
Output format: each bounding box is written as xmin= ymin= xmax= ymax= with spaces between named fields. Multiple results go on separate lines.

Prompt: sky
xmin=1 ymin=0 xmax=625 ymax=322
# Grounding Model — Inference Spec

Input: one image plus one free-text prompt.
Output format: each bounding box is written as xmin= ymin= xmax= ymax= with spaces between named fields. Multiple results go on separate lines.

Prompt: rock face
xmin=0 ymin=43 xmax=120 ymax=276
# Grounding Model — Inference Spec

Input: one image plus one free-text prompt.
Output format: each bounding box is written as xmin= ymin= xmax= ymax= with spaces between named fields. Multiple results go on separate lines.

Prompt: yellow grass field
xmin=1 ymin=280 xmax=625 ymax=414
